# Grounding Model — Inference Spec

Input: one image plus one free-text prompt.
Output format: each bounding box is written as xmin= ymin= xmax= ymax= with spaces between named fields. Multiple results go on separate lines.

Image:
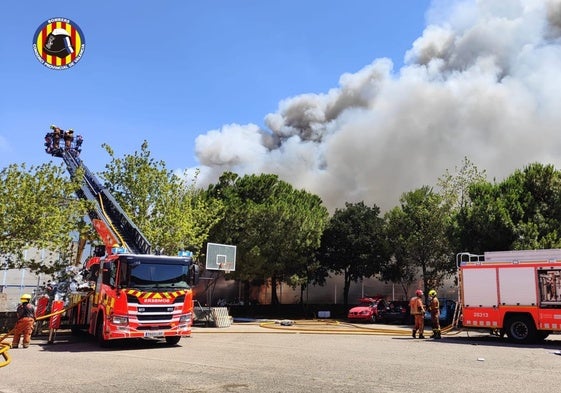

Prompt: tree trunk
xmin=343 ymin=270 xmax=351 ymax=305
xmin=421 ymin=261 xmax=429 ymax=304
xmin=271 ymin=276 xmax=280 ymax=305
xmin=242 ymin=280 xmax=251 ymax=305
xmin=401 ymin=283 xmax=409 ymax=300
xmin=299 ymin=284 xmax=305 ymax=305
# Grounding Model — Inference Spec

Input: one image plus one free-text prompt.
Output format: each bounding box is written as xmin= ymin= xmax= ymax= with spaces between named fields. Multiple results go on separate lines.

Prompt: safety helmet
xmin=43 ymin=28 xmax=75 ymax=58
xmin=20 ymin=294 xmax=32 ymax=302
xmin=429 ymin=289 xmax=437 ymax=297
xmin=415 ymin=289 xmax=423 ymax=297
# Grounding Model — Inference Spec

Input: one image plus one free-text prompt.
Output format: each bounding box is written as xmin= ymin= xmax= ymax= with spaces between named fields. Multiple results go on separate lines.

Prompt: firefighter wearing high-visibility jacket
xmin=428 ymin=289 xmax=441 ymax=339
xmin=11 ymin=294 xmax=36 ymax=349
xmin=409 ymin=289 xmax=425 ymax=339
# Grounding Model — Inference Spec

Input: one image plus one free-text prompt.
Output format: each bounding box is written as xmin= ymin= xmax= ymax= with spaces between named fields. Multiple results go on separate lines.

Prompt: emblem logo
xmin=33 ymin=17 xmax=86 ymax=70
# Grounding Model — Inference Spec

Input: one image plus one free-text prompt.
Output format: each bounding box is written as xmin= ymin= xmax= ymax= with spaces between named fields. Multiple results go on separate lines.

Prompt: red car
xmin=347 ymin=297 xmax=388 ymax=323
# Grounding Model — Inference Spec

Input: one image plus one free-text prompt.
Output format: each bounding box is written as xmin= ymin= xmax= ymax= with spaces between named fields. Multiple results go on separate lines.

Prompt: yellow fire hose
xmin=1 ymin=295 xmax=462 ymax=368
xmin=257 ymin=319 xmax=459 ymax=336
xmin=0 ymin=293 xmax=92 ymax=368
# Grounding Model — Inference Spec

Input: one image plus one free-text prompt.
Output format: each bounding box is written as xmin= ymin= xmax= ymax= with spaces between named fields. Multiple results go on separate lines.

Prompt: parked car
xmin=379 ymin=300 xmax=412 ymax=325
xmin=347 ymin=297 xmax=388 ymax=323
xmin=424 ymin=299 xmax=457 ymax=327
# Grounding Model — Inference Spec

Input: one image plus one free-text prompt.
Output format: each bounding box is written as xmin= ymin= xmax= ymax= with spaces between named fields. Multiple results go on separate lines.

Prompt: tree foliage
xmin=100 ymin=141 xmax=223 ymax=257
xmin=437 ymin=156 xmax=487 ymax=211
xmin=206 ymin=172 xmax=329 ymax=304
xmin=318 ymin=202 xmax=387 ymax=305
xmin=384 ymin=186 xmax=454 ymax=298
xmin=0 ymin=163 xmax=89 ymax=273
xmin=457 ymin=163 xmax=561 ymax=252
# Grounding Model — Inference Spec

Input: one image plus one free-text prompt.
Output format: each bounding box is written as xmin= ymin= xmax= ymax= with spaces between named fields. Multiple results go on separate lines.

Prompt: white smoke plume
xmin=192 ymin=0 xmax=561 ymax=212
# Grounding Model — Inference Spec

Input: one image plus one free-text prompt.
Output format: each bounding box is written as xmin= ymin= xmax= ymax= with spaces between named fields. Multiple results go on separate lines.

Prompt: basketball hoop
xmin=206 ymin=243 xmax=236 ymax=271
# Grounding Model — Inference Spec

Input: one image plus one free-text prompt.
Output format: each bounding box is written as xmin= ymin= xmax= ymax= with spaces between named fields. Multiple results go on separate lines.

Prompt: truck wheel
xmin=96 ymin=316 xmax=110 ymax=348
xmin=505 ymin=316 xmax=536 ymax=343
xmin=165 ymin=336 xmax=181 ymax=345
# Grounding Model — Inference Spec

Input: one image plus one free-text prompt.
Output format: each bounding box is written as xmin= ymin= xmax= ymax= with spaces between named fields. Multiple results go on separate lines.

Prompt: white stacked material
xmin=211 ymin=307 xmax=232 ymax=328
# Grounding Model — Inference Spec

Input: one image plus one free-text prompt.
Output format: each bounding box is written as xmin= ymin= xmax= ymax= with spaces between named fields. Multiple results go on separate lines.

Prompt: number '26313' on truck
xmin=458 ymin=249 xmax=561 ymax=343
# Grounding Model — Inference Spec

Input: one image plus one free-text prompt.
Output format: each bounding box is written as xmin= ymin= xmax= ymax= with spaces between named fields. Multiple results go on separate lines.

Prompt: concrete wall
xmin=0 ymin=269 xmax=47 ymax=312
xmin=0 ymin=247 xmax=61 ymax=312
xmin=195 ymin=273 xmax=459 ymax=307
xmin=0 ymin=311 xmax=17 ymax=334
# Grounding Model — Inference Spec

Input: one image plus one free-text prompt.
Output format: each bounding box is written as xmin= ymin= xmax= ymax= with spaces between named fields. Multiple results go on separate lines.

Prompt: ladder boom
xmin=57 ymin=146 xmax=152 ymax=254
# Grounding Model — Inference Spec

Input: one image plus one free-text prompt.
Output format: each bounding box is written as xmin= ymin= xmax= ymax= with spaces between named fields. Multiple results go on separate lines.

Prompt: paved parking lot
xmin=2 ymin=322 xmax=561 ymax=393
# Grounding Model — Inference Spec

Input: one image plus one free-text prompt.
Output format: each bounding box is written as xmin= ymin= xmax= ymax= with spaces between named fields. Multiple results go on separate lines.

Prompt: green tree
xmin=206 ymin=172 xmax=329 ymax=305
xmin=437 ymin=156 xmax=489 ymax=254
xmin=458 ymin=163 xmax=561 ymax=252
xmin=384 ymin=187 xmax=454 ymax=298
xmin=318 ymin=202 xmax=387 ymax=305
xmin=100 ymin=141 xmax=223 ymax=257
xmin=0 ymin=163 xmax=89 ymax=273
xmin=455 ymin=181 xmax=517 ymax=253
xmin=437 ymin=156 xmax=487 ymax=211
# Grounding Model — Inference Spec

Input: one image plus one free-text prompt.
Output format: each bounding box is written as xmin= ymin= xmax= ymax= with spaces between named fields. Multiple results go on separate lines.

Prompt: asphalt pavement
xmin=2 ymin=321 xmax=561 ymax=393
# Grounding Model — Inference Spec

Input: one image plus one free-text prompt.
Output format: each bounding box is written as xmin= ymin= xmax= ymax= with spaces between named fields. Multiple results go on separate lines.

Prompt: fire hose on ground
xmin=1 ymin=296 xmax=462 ymax=368
xmin=0 ymin=293 xmax=92 ymax=368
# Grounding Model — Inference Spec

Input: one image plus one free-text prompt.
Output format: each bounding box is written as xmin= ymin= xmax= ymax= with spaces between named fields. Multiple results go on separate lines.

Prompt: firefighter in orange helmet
xmin=63 ymin=129 xmax=74 ymax=150
xmin=428 ymin=289 xmax=441 ymax=339
xmin=11 ymin=294 xmax=36 ymax=348
xmin=50 ymin=125 xmax=62 ymax=150
xmin=409 ymin=289 xmax=425 ymax=339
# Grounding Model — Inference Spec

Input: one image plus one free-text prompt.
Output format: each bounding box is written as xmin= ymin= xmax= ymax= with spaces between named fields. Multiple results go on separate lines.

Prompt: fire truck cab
xmin=458 ymin=249 xmax=561 ymax=343
xmin=69 ymin=251 xmax=198 ymax=346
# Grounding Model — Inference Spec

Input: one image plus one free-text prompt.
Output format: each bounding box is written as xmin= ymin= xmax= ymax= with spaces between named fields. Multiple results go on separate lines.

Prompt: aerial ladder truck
xmin=45 ymin=128 xmax=199 ymax=346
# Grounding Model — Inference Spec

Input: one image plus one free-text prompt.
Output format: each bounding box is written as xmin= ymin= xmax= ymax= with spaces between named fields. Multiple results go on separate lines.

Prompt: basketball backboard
xmin=205 ymin=243 xmax=236 ymax=272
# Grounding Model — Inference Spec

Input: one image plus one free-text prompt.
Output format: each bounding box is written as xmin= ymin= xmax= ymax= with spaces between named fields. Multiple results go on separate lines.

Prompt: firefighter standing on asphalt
xmin=428 ymin=289 xmax=441 ymax=339
xmin=11 ymin=294 xmax=36 ymax=349
xmin=409 ymin=289 xmax=425 ymax=339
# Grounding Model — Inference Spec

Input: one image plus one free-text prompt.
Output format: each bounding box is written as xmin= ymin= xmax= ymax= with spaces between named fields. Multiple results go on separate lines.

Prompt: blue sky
xmin=1 ymin=1 xmax=430 ymax=173
xmin=3 ymin=1 xmax=560 ymax=212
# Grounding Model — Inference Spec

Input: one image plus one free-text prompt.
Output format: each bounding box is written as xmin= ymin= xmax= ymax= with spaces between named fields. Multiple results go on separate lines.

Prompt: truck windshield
xmin=118 ymin=256 xmax=191 ymax=290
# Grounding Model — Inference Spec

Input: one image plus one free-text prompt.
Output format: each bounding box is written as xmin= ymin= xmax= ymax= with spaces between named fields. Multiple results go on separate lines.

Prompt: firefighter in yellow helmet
xmin=428 ymin=289 xmax=441 ymax=339
xmin=409 ymin=289 xmax=425 ymax=339
xmin=11 ymin=294 xmax=36 ymax=348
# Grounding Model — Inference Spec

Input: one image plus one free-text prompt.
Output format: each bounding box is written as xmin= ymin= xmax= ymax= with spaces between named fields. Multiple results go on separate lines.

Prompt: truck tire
xmin=165 ymin=336 xmax=181 ymax=345
xmin=96 ymin=315 xmax=110 ymax=348
xmin=505 ymin=315 xmax=536 ymax=343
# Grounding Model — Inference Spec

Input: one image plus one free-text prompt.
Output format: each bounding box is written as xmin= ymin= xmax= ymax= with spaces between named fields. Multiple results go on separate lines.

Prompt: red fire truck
xmin=47 ymin=134 xmax=199 ymax=346
xmin=457 ymin=249 xmax=561 ymax=343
